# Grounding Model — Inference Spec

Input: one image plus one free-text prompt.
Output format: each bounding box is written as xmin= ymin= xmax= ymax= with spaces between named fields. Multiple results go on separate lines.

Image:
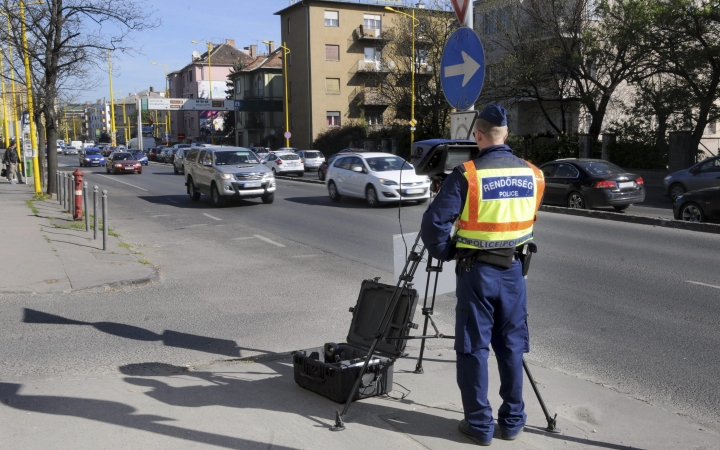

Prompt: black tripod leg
xmin=331 ymin=234 xmax=426 ymax=431
xmin=415 ymin=258 xmax=443 ymax=374
xmin=522 ymin=357 xmax=561 ymax=433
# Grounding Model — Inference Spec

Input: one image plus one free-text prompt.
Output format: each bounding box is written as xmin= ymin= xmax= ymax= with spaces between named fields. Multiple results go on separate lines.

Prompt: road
xmin=1 ymin=154 xmax=719 ymax=433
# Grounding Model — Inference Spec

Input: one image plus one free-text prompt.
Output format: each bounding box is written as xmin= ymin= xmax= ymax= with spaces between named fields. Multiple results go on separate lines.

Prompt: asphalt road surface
xmin=1 ymin=155 xmax=718 ymax=433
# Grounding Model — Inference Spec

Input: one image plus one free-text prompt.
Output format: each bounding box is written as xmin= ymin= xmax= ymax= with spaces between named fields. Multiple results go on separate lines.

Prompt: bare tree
xmin=1 ymin=0 xmax=159 ymax=195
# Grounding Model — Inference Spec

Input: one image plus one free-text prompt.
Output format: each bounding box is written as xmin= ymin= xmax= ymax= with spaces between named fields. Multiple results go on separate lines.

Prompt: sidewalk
xmin=0 ymin=181 xmax=157 ymax=294
xmin=0 ymin=347 xmax=717 ymax=449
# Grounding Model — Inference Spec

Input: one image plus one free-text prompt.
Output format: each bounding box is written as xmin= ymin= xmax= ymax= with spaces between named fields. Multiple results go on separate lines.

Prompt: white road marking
xmin=202 ymin=213 xmax=222 ymax=221
xmin=686 ymin=281 xmax=720 ymax=290
xmin=233 ymin=237 xmax=256 ymax=240
xmin=166 ymin=198 xmax=179 ymax=204
xmin=98 ymin=174 xmax=148 ymax=191
xmin=253 ymin=235 xmax=286 ymax=247
xmin=151 ymin=214 xmax=170 ymax=218
xmin=178 ymin=224 xmax=207 ymax=229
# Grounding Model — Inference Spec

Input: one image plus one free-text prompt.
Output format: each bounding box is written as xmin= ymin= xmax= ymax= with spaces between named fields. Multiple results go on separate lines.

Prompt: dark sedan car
xmin=147 ymin=146 xmax=162 ymax=161
xmin=673 ymin=186 xmax=720 ymax=222
xmin=539 ymin=159 xmax=645 ymax=210
xmin=164 ymin=148 xmax=179 ymax=164
xmin=106 ymin=152 xmax=142 ymax=174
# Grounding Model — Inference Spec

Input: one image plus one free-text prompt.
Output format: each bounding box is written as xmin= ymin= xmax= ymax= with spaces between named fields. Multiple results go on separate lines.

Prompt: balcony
xmin=245 ymin=112 xmax=266 ymax=130
xmin=354 ymin=25 xmax=392 ymax=42
xmin=348 ymin=87 xmax=389 ymax=106
xmin=353 ymin=59 xmax=396 ymax=75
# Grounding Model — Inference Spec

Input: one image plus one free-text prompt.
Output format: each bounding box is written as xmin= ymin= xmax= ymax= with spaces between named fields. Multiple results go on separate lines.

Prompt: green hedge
xmin=608 ymin=141 xmax=666 ymax=170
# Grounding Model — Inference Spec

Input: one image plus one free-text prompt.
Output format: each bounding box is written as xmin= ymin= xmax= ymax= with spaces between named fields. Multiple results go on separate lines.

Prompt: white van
xmin=128 ymin=137 xmax=156 ymax=151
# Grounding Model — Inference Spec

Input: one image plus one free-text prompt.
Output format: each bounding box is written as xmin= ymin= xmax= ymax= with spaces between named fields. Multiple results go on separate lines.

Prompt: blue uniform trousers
xmin=455 ymin=259 xmax=528 ymax=442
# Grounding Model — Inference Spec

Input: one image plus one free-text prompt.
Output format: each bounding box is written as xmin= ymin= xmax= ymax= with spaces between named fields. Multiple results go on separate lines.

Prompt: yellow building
xmin=275 ymin=0 xmax=406 ymax=149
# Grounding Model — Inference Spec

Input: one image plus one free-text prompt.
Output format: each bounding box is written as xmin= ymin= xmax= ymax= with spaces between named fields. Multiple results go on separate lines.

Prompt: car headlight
xmin=263 ymin=172 xmax=274 ymax=179
xmin=115 ymin=164 xmax=122 ymax=167
xmin=378 ymin=178 xmax=398 ymax=186
xmin=84 ymin=158 xmax=90 ymax=161
xmin=220 ymin=173 xmax=233 ymax=180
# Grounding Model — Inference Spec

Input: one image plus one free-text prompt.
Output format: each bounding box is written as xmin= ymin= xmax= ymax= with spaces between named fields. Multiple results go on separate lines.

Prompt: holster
xmin=517 ymin=242 xmax=538 ymax=277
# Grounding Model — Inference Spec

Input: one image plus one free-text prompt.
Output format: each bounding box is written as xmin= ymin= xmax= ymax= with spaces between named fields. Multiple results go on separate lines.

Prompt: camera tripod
xmin=331 ymin=232 xmax=560 ymax=434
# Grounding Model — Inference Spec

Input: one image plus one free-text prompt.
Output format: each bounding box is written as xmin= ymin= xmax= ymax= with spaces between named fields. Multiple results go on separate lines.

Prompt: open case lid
xmin=346 ymin=279 xmax=419 ymax=358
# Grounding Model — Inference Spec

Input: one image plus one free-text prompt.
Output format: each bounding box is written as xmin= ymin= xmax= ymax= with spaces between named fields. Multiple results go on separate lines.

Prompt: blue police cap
xmin=478 ymin=104 xmax=507 ymax=127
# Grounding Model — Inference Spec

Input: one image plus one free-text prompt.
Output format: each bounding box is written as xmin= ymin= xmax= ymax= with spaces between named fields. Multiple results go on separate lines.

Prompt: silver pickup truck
xmin=184 ymin=146 xmax=276 ymax=206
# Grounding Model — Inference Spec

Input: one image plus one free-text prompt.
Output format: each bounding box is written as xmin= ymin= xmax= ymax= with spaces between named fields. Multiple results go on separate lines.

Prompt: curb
xmin=74 ymin=265 xmax=160 ymax=294
xmin=275 ymin=175 xmax=325 ymax=185
xmin=540 ymin=205 xmax=720 ymax=234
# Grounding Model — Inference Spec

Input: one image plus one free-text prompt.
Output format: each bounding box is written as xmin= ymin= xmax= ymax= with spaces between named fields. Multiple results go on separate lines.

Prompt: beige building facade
xmin=276 ymin=0 xmax=402 ymax=149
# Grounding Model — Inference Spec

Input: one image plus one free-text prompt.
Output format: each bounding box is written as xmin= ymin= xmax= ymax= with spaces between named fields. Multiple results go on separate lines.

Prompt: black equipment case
xmin=292 ymin=280 xmax=419 ymax=403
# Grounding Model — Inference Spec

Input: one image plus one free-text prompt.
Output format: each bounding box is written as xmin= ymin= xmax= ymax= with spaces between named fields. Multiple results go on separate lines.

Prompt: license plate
xmin=125 ymin=167 xmax=134 ymax=171
xmin=244 ymin=182 xmax=262 ymax=188
xmin=617 ymin=181 xmax=634 ymax=189
xmin=404 ymin=188 xmax=424 ymax=194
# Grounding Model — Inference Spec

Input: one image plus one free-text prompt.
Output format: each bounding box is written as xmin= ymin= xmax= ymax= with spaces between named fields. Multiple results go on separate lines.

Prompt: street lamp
xmin=263 ymin=40 xmax=291 ymax=148
xmin=192 ymin=40 xmax=214 ymax=144
xmin=107 ymin=51 xmax=117 ymax=146
xmin=151 ymin=61 xmax=171 ymax=140
xmin=385 ymin=6 xmax=420 ymax=150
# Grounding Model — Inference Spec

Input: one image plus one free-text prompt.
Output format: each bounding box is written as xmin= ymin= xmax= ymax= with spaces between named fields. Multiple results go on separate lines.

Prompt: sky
xmin=85 ymin=0 xmax=288 ymax=102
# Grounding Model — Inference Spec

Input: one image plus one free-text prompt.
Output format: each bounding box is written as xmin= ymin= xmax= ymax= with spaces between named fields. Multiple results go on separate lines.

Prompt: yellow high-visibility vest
xmin=455 ymin=159 xmax=545 ymax=250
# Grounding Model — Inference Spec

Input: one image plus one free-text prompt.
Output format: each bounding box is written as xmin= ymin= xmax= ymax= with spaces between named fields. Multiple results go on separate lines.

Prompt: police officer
xmin=420 ymin=105 xmax=544 ymax=446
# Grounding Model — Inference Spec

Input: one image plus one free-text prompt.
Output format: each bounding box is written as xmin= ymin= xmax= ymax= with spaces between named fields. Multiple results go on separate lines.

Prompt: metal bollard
xmin=57 ymin=172 xmax=61 ymax=204
xmin=93 ymin=185 xmax=98 ymax=240
xmin=70 ymin=176 xmax=75 ymax=214
xmin=63 ymin=173 xmax=68 ymax=211
xmin=102 ymin=189 xmax=108 ymax=251
xmin=83 ymin=181 xmax=89 ymax=231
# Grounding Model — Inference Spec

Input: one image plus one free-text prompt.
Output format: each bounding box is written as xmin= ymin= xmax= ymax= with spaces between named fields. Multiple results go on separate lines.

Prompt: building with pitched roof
xmin=228 ymin=45 xmax=285 ymax=148
xmin=167 ymin=39 xmax=253 ymax=142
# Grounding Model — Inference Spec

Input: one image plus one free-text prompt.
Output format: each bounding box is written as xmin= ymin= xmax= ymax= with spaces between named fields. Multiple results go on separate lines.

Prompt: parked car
xmin=106 ymin=152 xmax=142 ymax=174
xmin=249 ymin=147 xmax=269 ymax=161
xmin=129 ymin=149 xmax=149 ymax=166
xmin=63 ymin=146 xmax=78 ymax=155
xmin=326 ymin=152 xmax=431 ymax=206
xmin=276 ymin=147 xmax=299 ymax=153
xmin=79 ymin=148 xmax=105 ymax=167
xmin=147 ymin=146 xmax=162 ymax=161
xmin=164 ymin=148 xmax=179 ymax=164
xmin=673 ymin=186 xmax=720 ymax=222
xmin=664 ymin=155 xmax=720 ymax=201
xmin=262 ymin=151 xmax=305 ymax=176
xmin=173 ymin=149 xmax=190 ymax=174
xmin=318 ymin=154 xmax=341 ymax=181
xmin=296 ymin=150 xmax=325 ymax=172
xmin=539 ymin=159 xmax=645 ymax=210
xmin=157 ymin=147 xmax=171 ymax=163
xmin=183 ymin=146 xmax=276 ymax=206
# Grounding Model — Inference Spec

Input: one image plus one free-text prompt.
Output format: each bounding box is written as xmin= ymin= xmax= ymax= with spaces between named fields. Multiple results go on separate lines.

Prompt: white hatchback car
xmin=296 ymin=150 xmax=325 ymax=171
xmin=262 ymin=151 xmax=305 ymax=176
xmin=326 ymin=152 xmax=431 ymax=206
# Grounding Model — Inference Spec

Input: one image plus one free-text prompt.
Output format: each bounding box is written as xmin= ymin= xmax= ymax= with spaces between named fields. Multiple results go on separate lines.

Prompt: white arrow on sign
xmin=443 ymin=51 xmax=481 ymax=87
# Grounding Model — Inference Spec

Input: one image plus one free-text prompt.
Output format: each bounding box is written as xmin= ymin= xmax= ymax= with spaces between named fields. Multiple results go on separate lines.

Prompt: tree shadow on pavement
xmin=22 ymin=308 xmax=254 ymax=358
xmin=0 ymin=382 xmax=300 ymax=450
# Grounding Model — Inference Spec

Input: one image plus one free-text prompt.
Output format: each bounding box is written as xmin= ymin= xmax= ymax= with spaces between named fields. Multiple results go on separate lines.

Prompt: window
xmin=326 ymin=78 xmax=340 ymax=94
xmin=188 ymin=70 xmax=193 ymax=82
xmin=326 ymin=111 xmax=340 ymax=127
xmin=325 ymin=44 xmax=340 ymax=61
xmin=554 ymin=164 xmax=579 ymax=178
xmin=366 ymin=111 xmax=383 ymax=126
xmin=699 ymin=157 xmax=720 ymax=172
xmin=325 ymin=10 xmax=339 ymax=27
xmin=364 ymin=14 xmax=381 ymax=30
xmin=335 ymin=156 xmax=351 ymax=170
xmin=288 ymin=81 xmax=292 ymax=102
xmin=416 ymin=49 xmax=429 ymax=66
xmin=541 ymin=164 xmax=556 ymax=178
xmin=203 ymin=151 xmax=213 ymax=166
xmin=287 ymin=17 xmax=291 ymax=34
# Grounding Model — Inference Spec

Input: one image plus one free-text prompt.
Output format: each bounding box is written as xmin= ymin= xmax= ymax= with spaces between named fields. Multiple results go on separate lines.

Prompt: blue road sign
xmin=441 ymin=27 xmax=485 ymax=110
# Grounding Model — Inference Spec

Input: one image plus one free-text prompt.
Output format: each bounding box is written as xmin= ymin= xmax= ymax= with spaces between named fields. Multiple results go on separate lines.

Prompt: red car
xmin=106 ymin=152 xmax=142 ymax=174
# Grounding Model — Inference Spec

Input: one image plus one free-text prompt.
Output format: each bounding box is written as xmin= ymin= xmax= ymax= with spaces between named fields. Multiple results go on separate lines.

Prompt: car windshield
xmin=577 ymin=161 xmax=626 ymax=176
xmin=130 ymin=150 xmax=143 ymax=155
xmin=113 ymin=153 xmax=134 ymax=161
xmin=304 ymin=151 xmax=323 ymax=158
xmin=85 ymin=150 xmax=99 ymax=155
xmin=365 ymin=156 xmax=412 ymax=172
xmin=214 ymin=151 xmax=260 ymax=165
xmin=279 ymin=154 xmax=300 ymax=160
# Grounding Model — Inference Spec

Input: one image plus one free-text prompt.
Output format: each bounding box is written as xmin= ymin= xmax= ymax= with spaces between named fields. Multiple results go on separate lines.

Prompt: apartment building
xmin=228 ymin=47 xmax=285 ymax=148
xmin=275 ymin=0 xmax=406 ymax=149
xmin=84 ymin=101 xmax=111 ymax=141
xmin=111 ymin=88 xmax=168 ymax=145
xmin=167 ymin=39 xmax=252 ymax=142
